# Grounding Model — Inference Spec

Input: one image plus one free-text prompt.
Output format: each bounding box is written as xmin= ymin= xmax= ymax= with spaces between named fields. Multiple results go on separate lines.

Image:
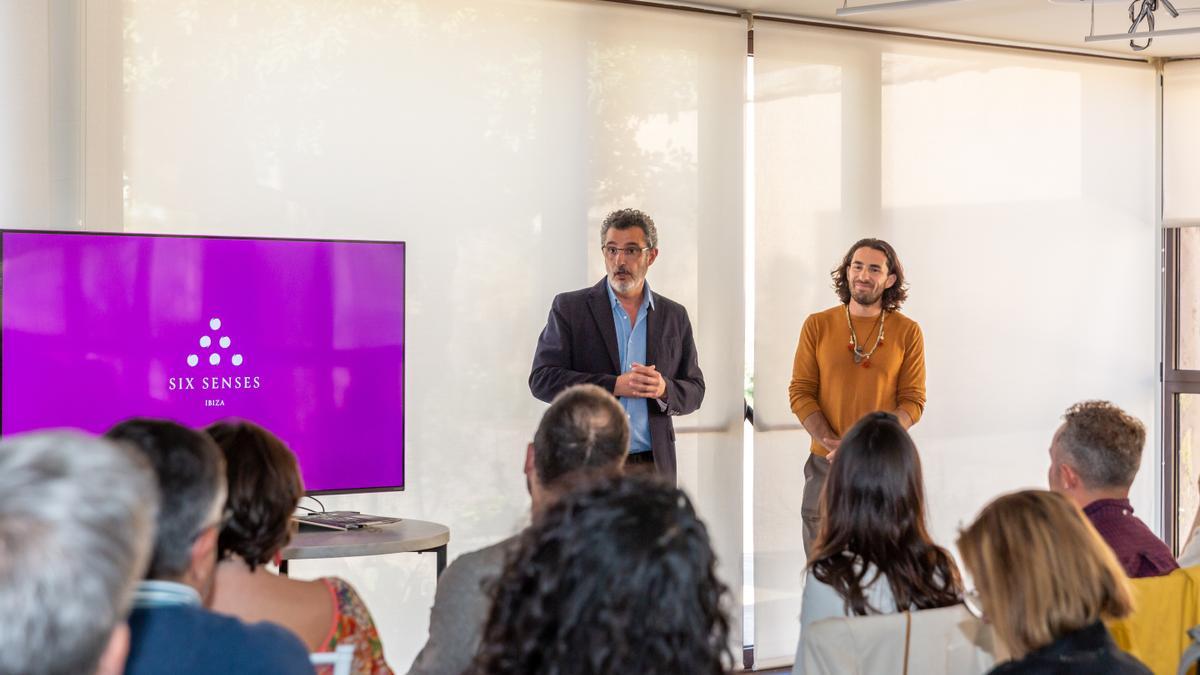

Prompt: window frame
xmin=1164 ymin=227 xmax=1200 ymax=553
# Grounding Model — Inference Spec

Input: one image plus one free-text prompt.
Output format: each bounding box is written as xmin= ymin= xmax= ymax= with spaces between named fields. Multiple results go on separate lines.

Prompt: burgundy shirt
xmin=1083 ymin=498 xmax=1179 ymax=579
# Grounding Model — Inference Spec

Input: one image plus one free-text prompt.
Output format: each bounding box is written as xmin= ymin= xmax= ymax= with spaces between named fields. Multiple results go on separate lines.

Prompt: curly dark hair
xmin=810 ymin=412 xmax=962 ymax=615
xmin=599 ymin=208 xmax=658 ymax=249
xmin=205 ymin=420 xmax=304 ymax=570
xmin=831 ymin=238 xmax=908 ymax=311
xmin=469 ymin=472 xmax=732 ymax=675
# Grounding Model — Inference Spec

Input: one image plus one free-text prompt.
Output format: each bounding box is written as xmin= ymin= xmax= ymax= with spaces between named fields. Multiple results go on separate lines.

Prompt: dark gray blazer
xmin=529 ymin=277 xmax=705 ymax=481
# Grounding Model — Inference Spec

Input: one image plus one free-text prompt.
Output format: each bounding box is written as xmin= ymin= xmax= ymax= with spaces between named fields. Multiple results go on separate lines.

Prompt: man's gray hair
xmin=1057 ymin=400 xmax=1146 ymax=490
xmin=600 ymin=208 xmax=658 ymax=249
xmin=0 ymin=432 xmax=157 ymax=675
xmin=104 ymin=419 xmax=225 ymax=580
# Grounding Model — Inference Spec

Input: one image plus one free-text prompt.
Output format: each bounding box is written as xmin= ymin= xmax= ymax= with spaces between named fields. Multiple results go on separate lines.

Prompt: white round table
xmin=280 ymin=518 xmax=450 ymax=579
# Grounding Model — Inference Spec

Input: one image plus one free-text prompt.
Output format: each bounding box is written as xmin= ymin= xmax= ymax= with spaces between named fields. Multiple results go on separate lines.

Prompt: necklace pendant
xmin=853 ymin=351 xmax=863 ymax=364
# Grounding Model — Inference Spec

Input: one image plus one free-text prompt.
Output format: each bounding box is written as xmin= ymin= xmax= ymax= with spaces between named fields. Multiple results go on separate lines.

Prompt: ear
xmin=94 ymin=622 xmax=130 ymax=675
xmin=526 ymin=442 xmax=548 ymax=511
xmin=646 ymin=248 xmax=659 ymax=267
xmin=193 ymin=525 xmax=218 ymax=563
xmin=1059 ymin=462 xmax=1082 ymax=490
xmin=189 ymin=525 xmax=219 ymax=584
xmin=884 ymin=272 xmax=897 ymax=289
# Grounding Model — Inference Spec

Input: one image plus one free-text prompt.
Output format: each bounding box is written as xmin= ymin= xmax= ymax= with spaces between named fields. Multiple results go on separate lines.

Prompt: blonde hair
xmin=956 ymin=490 xmax=1133 ymax=659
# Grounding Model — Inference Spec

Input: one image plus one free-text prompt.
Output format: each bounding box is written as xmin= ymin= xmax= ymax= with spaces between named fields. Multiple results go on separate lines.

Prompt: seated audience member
xmin=206 ymin=420 xmax=392 ymax=675
xmin=408 ymin=383 xmax=630 ymax=675
xmin=469 ymin=472 xmax=731 ymax=675
xmin=1047 ymin=400 xmax=1177 ymax=578
xmin=794 ymin=411 xmax=961 ymax=675
xmin=0 ymin=432 xmax=157 ymax=675
xmin=957 ymin=490 xmax=1150 ymax=674
xmin=105 ymin=419 xmax=314 ymax=675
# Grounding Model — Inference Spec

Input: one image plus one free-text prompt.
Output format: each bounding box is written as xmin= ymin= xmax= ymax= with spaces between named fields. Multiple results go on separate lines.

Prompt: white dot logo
xmin=185 ymin=317 xmax=245 ymax=368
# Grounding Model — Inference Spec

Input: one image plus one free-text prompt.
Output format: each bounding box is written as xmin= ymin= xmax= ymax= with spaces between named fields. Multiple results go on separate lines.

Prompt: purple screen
xmin=1 ymin=231 xmax=405 ymax=493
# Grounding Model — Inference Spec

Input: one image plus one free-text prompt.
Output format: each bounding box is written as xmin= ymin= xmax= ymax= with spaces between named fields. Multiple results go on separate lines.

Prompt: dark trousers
xmin=625 ymin=451 xmax=657 ymax=474
xmin=801 ymin=453 xmax=831 ymax=559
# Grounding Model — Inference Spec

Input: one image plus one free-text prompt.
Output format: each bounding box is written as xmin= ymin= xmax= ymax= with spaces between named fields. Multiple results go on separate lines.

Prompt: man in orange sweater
xmin=789 ymin=238 xmax=927 ymax=556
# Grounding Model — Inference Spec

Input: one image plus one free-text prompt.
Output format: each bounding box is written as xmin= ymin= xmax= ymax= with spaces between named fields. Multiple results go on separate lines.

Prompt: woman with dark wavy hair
xmin=793 ymin=412 xmax=962 ymax=674
xmin=470 ymin=472 xmax=732 ymax=675
xmin=205 ymin=420 xmax=392 ymax=675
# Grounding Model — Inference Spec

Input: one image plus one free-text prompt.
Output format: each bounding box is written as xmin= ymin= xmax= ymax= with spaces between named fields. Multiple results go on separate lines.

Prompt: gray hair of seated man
xmin=105 ymin=418 xmax=225 ymax=580
xmin=0 ymin=431 xmax=158 ymax=675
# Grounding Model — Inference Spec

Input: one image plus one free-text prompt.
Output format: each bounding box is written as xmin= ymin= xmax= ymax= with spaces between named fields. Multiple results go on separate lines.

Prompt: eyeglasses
xmin=601 ymin=245 xmax=652 ymax=260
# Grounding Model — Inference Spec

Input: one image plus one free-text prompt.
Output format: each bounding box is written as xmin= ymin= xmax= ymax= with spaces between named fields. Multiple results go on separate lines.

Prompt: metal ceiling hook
xmin=1128 ymin=0 xmax=1157 ymax=50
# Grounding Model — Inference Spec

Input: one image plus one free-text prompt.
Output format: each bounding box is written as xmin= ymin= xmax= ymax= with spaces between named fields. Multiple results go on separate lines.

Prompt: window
xmin=1168 ymin=228 xmax=1200 ymax=552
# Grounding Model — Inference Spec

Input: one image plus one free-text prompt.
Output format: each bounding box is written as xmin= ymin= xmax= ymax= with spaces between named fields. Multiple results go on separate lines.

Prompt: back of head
xmin=0 ymin=432 xmax=157 ymax=675
xmin=105 ymin=418 xmax=226 ymax=580
xmin=956 ymin=489 xmax=1133 ymax=659
xmin=472 ymin=473 xmax=731 ymax=675
xmin=533 ymin=384 xmax=630 ymax=487
xmin=1056 ymin=400 xmax=1145 ymax=491
xmin=205 ymin=420 xmax=304 ymax=569
xmin=812 ymin=412 xmax=961 ymax=613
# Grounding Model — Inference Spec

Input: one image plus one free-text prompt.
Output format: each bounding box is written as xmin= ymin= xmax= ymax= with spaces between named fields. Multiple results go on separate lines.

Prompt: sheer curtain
xmin=0 ymin=1 xmax=82 ymax=230
xmin=1165 ymin=60 xmax=1200 ymax=228
xmin=752 ymin=22 xmax=1157 ymax=665
xmin=121 ymin=0 xmax=744 ymax=663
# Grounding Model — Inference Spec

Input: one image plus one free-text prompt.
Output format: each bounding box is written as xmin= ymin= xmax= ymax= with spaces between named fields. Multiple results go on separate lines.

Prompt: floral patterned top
xmin=315 ymin=577 xmax=393 ymax=675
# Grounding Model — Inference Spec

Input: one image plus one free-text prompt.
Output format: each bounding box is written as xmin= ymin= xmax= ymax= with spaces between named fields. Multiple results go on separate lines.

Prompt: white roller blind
xmin=0 ymin=1 xmax=82 ymax=230
xmin=752 ymin=22 xmax=1156 ymax=666
xmin=1165 ymin=60 xmax=1200 ymax=228
xmin=122 ymin=0 xmax=744 ymax=664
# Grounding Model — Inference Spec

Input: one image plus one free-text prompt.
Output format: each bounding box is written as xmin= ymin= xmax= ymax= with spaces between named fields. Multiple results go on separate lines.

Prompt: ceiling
xmin=703 ymin=0 xmax=1200 ymax=58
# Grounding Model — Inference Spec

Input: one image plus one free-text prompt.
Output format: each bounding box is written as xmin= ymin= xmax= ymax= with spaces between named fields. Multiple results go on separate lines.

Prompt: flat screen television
xmin=0 ymin=230 xmax=405 ymax=494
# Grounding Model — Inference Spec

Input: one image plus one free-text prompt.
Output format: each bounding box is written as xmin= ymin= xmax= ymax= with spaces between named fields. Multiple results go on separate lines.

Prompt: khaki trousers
xmin=801 ymin=453 xmax=831 ymax=559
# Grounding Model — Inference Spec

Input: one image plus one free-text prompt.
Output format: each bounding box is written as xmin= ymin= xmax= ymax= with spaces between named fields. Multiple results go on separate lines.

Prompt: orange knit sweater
xmin=788 ymin=305 xmax=926 ymax=457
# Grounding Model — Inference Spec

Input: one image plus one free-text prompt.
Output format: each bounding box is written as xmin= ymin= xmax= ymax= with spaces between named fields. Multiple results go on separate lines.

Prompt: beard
xmin=851 ymin=284 xmax=884 ymax=307
xmin=609 ymin=268 xmax=641 ymax=294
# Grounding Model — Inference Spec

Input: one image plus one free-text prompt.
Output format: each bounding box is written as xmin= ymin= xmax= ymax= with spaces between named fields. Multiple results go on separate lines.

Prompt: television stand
xmin=279 ymin=518 xmax=449 ymax=580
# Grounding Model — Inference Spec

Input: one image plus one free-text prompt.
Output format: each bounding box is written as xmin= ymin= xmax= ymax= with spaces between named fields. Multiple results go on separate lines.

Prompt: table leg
xmin=436 ymin=544 xmax=447 ymax=579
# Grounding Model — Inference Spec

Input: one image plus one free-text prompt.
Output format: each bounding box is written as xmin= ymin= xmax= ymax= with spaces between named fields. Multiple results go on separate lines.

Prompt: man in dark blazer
xmin=529 ymin=208 xmax=705 ymax=481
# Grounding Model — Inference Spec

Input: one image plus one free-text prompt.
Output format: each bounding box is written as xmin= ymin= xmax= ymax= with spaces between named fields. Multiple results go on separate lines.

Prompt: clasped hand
xmin=614 ymin=363 xmax=666 ymax=399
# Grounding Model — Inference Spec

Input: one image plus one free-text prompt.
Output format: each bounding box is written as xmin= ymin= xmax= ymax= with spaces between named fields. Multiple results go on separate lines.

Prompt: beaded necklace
xmin=845 ymin=303 xmax=886 ymax=369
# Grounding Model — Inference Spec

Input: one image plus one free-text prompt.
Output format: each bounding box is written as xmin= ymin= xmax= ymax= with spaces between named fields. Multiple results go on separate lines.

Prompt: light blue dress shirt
xmin=607 ymin=281 xmax=654 ymax=453
xmin=132 ymin=579 xmax=202 ymax=609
